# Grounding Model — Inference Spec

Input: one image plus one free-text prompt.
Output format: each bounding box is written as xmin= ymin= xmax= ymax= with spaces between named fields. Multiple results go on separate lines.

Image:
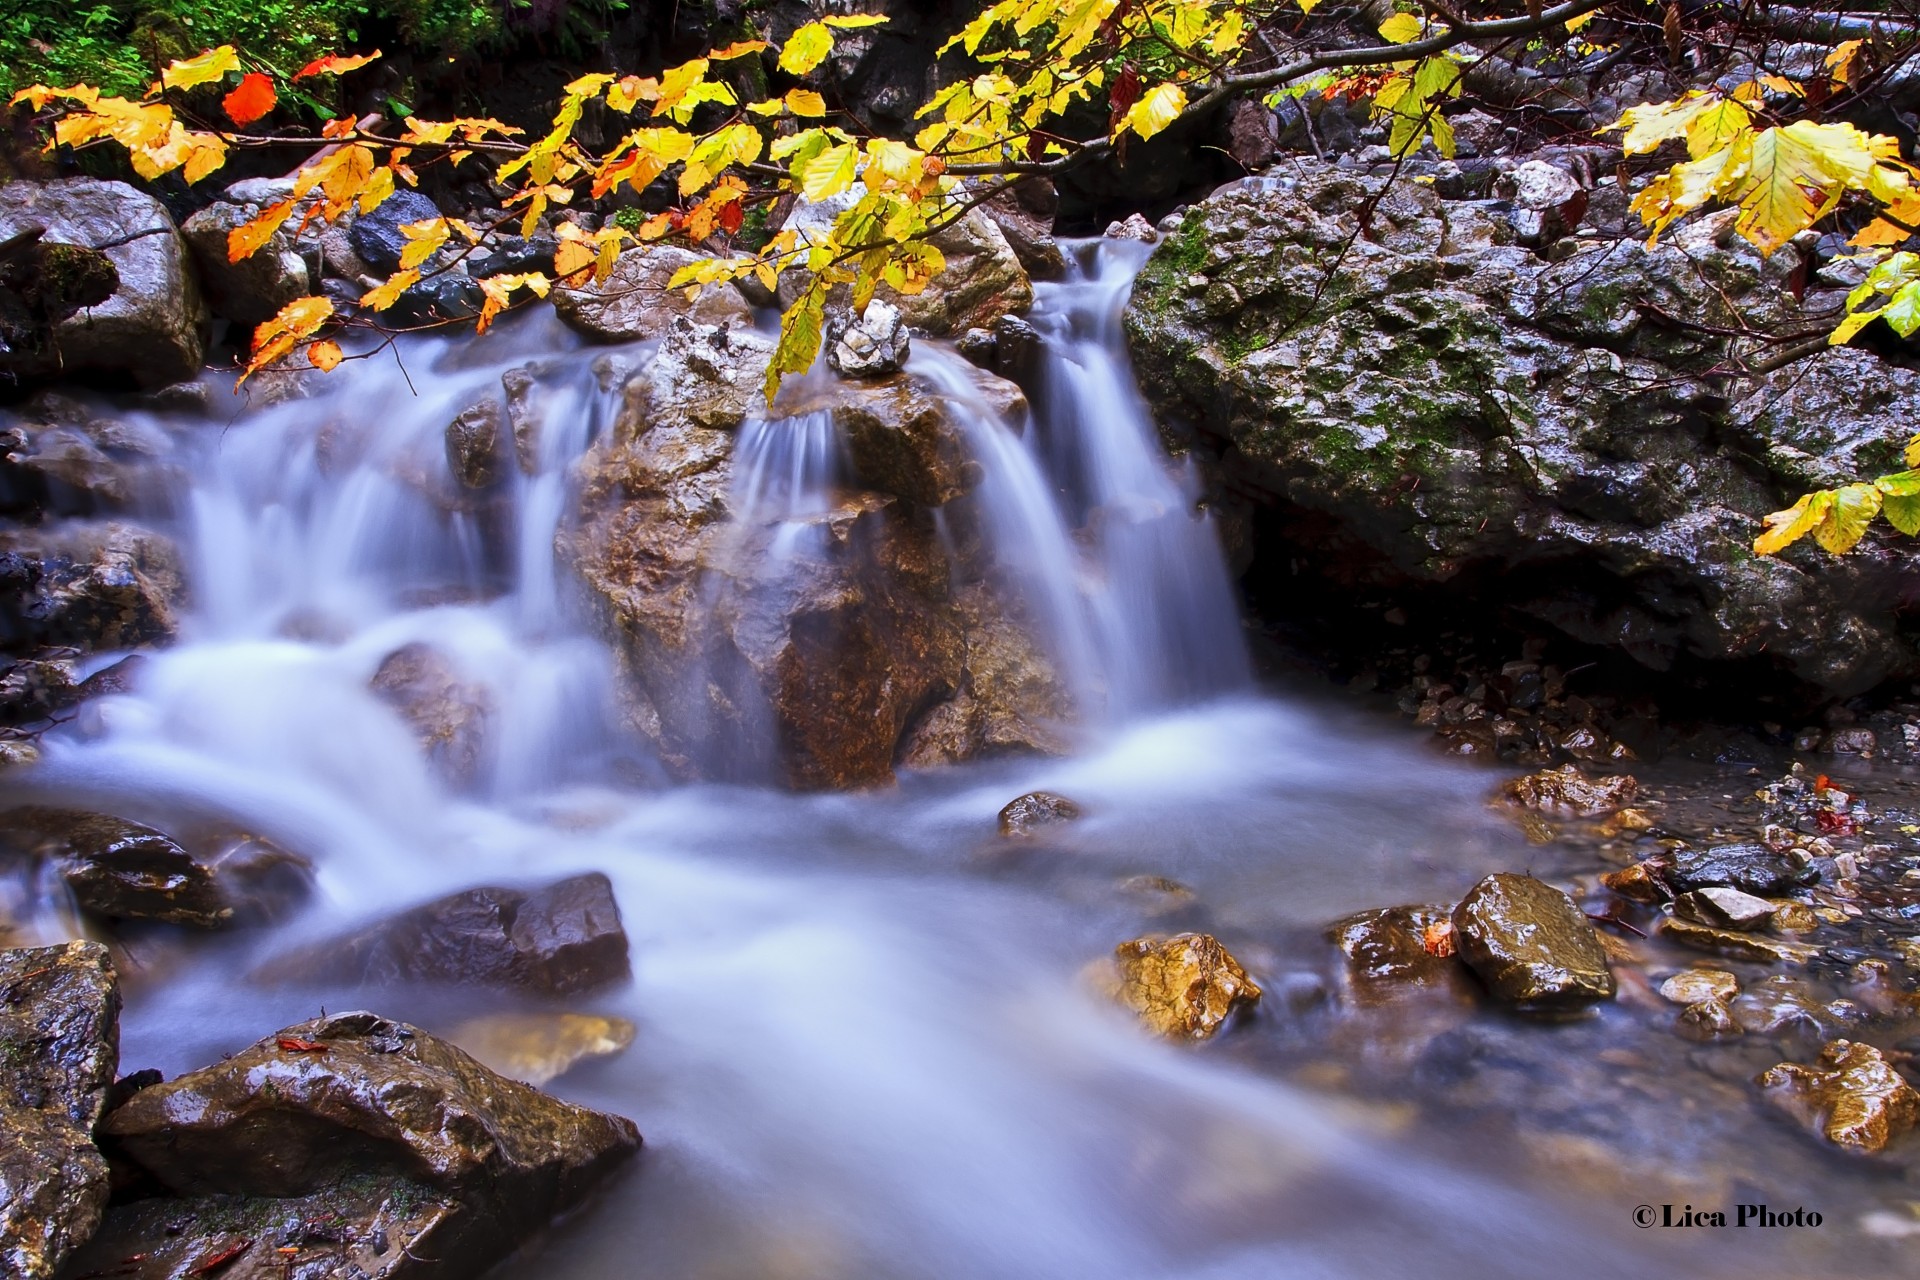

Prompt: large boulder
xmin=552 ymin=245 xmax=754 ymax=343
xmin=1125 ymin=163 xmax=1920 ymax=696
xmin=0 ymin=941 xmax=118 ymax=1280
xmin=0 ymin=179 xmax=208 ymax=388
xmin=561 ymin=318 xmax=1065 ymax=789
xmin=252 ymin=873 xmax=631 ymax=995
xmin=0 ymin=522 xmax=184 ymax=652
xmin=181 ymin=198 xmax=311 ymax=325
xmin=93 ymin=1010 xmax=641 ymax=1275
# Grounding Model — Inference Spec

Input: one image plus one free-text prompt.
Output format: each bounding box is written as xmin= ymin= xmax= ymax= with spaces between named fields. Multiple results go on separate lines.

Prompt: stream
xmin=2 ymin=243 xmax=1886 ymax=1278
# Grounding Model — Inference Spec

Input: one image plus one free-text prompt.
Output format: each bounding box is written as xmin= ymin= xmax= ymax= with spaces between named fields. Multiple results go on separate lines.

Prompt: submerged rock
xmin=1658 ymin=918 xmax=1818 ymax=965
xmin=368 ymin=643 xmax=492 ymax=786
xmin=996 ymin=791 xmax=1081 ymax=838
xmin=99 ymin=1010 xmax=641 ymax=1266
xmin=1675 ymin=997 xmax=1743 ymax=1042
xmin=1106 ymin=933 xmax=1261 ymax=1040
xmin=1667 ymin=842 xmax=1818 ymax=896
xmin=1502 ymin=766 xmax=1637 ymax=817
xmin=254 ymin=873 xmax=630 ymax=995
xmin=1327 ymin=904 xmax=1463 ymax=990
xmin=1657 ymin=969 xmax=1739 ymax=1005
xmin=446 ymin=1012 xmax=635 ymax=1087
xmin=0 ymin=808 xmax=226 ymax=927
xmin=1450 ymin=873 xmax=1614 ymax=1013
xmin=0 ymin=941 xmax=118 ymax=1280
xmin=1758 ymin=1039 xmax=1920 ymax=1154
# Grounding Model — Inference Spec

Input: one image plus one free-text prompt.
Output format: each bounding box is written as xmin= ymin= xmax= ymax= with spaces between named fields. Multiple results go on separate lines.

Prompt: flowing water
xmin=4 ymin=245 xmax=1855 ymax=1277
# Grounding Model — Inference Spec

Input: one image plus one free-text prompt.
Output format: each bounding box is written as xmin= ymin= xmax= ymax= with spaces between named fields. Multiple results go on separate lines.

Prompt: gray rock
xmin=1450 ymin=873 xmax=1614 ymax=1012
xmin=1105 ymin=213 xmax=1159 ymax=243
xmin=445 ymin=396 xmax=509 ymax=490
xmin=0 ymin=522 xmax=184 ymax=652
xmin=0 ymin=1106 xmax=108 ymax=1280
xmin=181 ymin=199 xmax=311 ymax=324
xmin=552 ymin=245 xmax=753 ymax=343
xmin=0 ymin=179 xmax=208 ymax=388
xmin=827 ymin=298 xmax=910 ymax=378
xmin=1669 ymin=842 xmax=1818 ymax=895
xmin=348 ymin=189 xmax=441 ymax=273
xmin=1674 ymin=885 xmax=1777 ymax=931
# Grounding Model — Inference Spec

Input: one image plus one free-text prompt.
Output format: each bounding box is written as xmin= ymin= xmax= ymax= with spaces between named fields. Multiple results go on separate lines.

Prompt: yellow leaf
xmin=710 ymin=39 xmax=769 ymax=60
xmin=786 ymin=88 xmax=828 ymax=117
xmin=1827 ymin=38 xmax=1865 ymax=86
xmin=1565 ymin=10 xmax=1594 ymax=30
xmin=306 ymin=339 xmax=343 ymax=372
xmin=1378 ymin=13 xmax=1425 ymax=44
xmin=240 ymin=295 xmax=332 ymax=385
xmin=821 ymin=13 xmax=887 ymax=27
xmin=766 ymin=279 xmax=827 ymax=403
xmin=161 ymin=46 xmax=240 ymax=92
xmin=397 ymin=218 xmax=451 ymax=270
xmin=1734 ymin=126 xmax=1825 ymax=256
xmin=228 ymin=198 xmax=295 ymax=262
xmin=1607 ymin=92 xmax=1712 ymax=155
xmin=359 ymin=269 xmax=420 ymax=313
xmin=1684 ymin=99 xmax=1750 ymax=161
xmin=1907 ymin=433 xmax=1920 ymax=469
xmin=793 ymin=141 xmax=860 ymax=202
xmin=1120 ymin=83 xmax=1187 ymax=141
xmin=779 ymin=21 xmax=836 ymax=75
xmin=1753 ymin=490 xmax=1833 ymax=556
xmin=1814 ymin=482 xmax=1883 ymax=553
xmin=1759 ymin=74 xmax=1805 ymax=97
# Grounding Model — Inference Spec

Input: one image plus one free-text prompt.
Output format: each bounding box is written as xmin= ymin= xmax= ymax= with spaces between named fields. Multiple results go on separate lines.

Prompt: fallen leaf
xmin=277 ymin=1037 xmax=329 ymax=1053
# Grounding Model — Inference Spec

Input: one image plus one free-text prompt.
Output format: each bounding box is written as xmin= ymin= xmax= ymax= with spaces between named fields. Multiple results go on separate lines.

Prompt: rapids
xmin=4 ymin=244 xmax=1775 ymax=1277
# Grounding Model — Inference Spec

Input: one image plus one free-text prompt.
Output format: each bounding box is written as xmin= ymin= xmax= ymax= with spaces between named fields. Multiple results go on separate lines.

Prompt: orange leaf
xmin=240 ymin=296 xmax=333 ymax=385
xmin=306 ymin=339 xmax=344 ymax=372
xmin=1421 ymin=919 xmax=1455 ymax=957
xmin=223 ymin=72 xmax=276 ymax=127
xmin=321 ymin=116 xmax=358 ymax=139
xmin=227 ymin=198 xmax=295 ymax=263
xmin=293 ymin=50 xmax=382 ymax=81
xmin=359 ymin=269 xmax=420 ymax=313
xmin=276 ymin=1036 xmax=329 ymax=1052
xmin=553 ymin=238 xmax=597 ymax=285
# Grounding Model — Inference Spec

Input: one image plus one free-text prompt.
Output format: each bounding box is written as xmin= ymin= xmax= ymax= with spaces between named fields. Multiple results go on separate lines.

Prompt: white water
xmin=4 ymin=248 xmax=1735 ymax=1278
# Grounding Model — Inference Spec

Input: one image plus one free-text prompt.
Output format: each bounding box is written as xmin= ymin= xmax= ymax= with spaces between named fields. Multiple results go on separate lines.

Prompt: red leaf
xmin=293 ymin=50 xmax=383 ymax=81
xmin=1108 ymin=64 xmax=1142 ymax=116
xmin=187 ymin=1239 xmax=252 ymax=1276
xmin=718 ymin=201 xmax=745 ymax=235
xmin=223 ymin=73 xmax=277 ymax=127
xmin=277 ymin=1037 xmax=329 ymax=1053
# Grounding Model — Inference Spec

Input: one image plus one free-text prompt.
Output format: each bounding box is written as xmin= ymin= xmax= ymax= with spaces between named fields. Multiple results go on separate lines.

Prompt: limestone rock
xmin=253 ymin=873 xmax=630 ymax=995
xmin=1759 ymin=1039 xmax=1920 ymax=1153
xmin=1503 ymin=766 xmax=1637 ymax=817
xmin=1658 ymin=918 xmax=1818 ymax=965
xmin=0 ymin=179 xmax=208 ymax=388
xmin=1450 ymin=873 xmax=1614 ymax=1012
xmin=996 ymin=790 xmax=1081 ymax=838
xmin=446 ymin=1012 xmax=634 ymax=1087
xmin=1675 ymin=997 xmax=1743 ymax=1042
xmin=1107 ymin=933 xmax=1261 ymax=1040
xmin=553 ymin=245 xmax=753 ymax=343
xmin=101 ymin=1011 xmax=641 ymax=1253
xmin=369 ymin=644 xmax=491 ymax=786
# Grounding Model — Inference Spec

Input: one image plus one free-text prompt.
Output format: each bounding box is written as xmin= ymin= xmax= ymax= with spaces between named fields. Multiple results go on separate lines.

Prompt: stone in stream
xmin=368 ymin=643 xmax=492 ymax=786
xmin=446 ymin=1012 xmax=635 ymax=1087
xmin=1657 ymin=969 xmax=1739 ymax=1005
xmin=1674 ymin=998 xmax=1743 ymax=1042
xmin=253 ymin=873 xmax=630 ymax=996
xmin=552 ymin=244 xmax=754 ymax=343
xmin=1449 ymin=873 xmax=1615 ymax=1013
xmin=1667 ymin=842 xmax=1819 ymax=896
xmin=997 ymin=791 xmax=1081 ymax=838
xmin=1599 ymin=860 xmax=1669 ymax=904
xmin=1501 ymin=766 xmax=1638 ymax=817
xmin=0 ymin=941 xmax=119 ymax=1280
xmin=826 ymin=298 xmax=911 ymax=378
xmin=0 ymin=521 xmax=185 ymax=652
xmin=1673 ymin=886 xmax=1776 ymax=931
xmin=1105 ymin=933 xmax=1261 ymax=1041
xmin=1326 ymin=904 xmax=1464 ymax=990
xmin=444 ymin=394 xmax=510 ymax=489
xmin=1658 ymin=918 xmax=1818 ymax=965
xmin=0 ymin=807 xmax=226 ymax=927
xmin=1758 ymin=1039 xmax=1920 ymax=1154
xmin=89 ymin=1011 xmax=641 ymax=1277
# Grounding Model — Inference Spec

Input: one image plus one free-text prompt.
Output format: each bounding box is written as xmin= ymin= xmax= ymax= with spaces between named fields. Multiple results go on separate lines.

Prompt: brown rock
xmin=101 ymin=1011 xmax=641 ymax=1249
xmin=1659 ymin=918 xmax=1817 ymax=965
xmin=0 ymin=522 xmax=184 ymax=652
xmin=1327 ymin=904 xmax=1462 ymax=989
xmin=1502 ymin=765 xmax=1637 ymax=817
xmin=1107 ymin=933 xmax=1261 ymax=1041
xmin=1450 ymin=873 xmax=1615 ymax=1012
xmin=996 ymin=791 xmax=1081 ymax=838
xmin=252 ymin=873 xmax=630 ymax=995
xmin=0 ymin=1106 xmax=108 ymax=1280
xmin=1601 ymin=861 xmax=1670 ymax=904
xmin=1674 ymin=997 xmax=1742 ymax=1042
xmin=0 ymin=808 xmax=226 ymax=927
xmin=1657 ymin=969 xmax=1738 ymax=1005
xmin=446 ymin=1012 xmax=634 ymax=1087
xmin=1759 ymin=1039 xmax=1920 ymax=1153
xmin=445 ymin=395 xmax=509 ymax=489
xmin=369 ymin=643 xmax=491 ymax=785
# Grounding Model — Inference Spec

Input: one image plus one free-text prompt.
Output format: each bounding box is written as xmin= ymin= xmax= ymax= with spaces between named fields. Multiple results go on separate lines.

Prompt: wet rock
xmin=1675 ymin=997 xmax=1743 ymax=1042
xmin=1770 ymin=901 xmax=1818 ymax=933
xmin=1327 ymin=904 xmax=1461 ymax=988
xmin=101 ymin=1010 xmax=641 ymax=1254
xmin=1735 ymin=975 xmax=1859 ymax=1040
xmin=467 ymin=233 xmax=556 ymax=280
xmin=895 ymin=583 xmax=1072 ymax=768
xmin=348 ymin=189 xmax=441 ymax=274
xmin=1501 ymin=159 xmax=1583 ymax=247
xmin=1674 ymin=886 xmax=1776 ymax=931
xmin=0 ymin=808 xmax=226 ymax=927
xmin=1503 ymin=766 xmax=1637 ymax=817
xmin=1601 ymin=861 xmax=1670 ymax=904
xmin=1657 ymin=969 xmax=1738 ymax=1005
xmin=826 ymin=299 xmax=910 ymax=378
xmin=0 ymin=658 xmax=77 ymax=723
xmin=1758 ymin=1039 xmax=1920 ymax=1153
xmin=1105 ymin=213 xmax=1159 ymax=243
xmin=0 ymin=395 xmax=177 ymax=519
xmin=997 ymin=791 xmax=1081 ymax=838
xmin=368 ymin=644 xmax=491 ymax=786
xmin=977 ymin=179 xmax=1066 ymax=281
xmin=198 ymin=833 xmax=316 ymax=927
xmin=444 ymin=395 xmax=509 ymax=490
xmin=797 ymin=360 xmax=1024 ymax=507
xmin=0 ymin=941 xmax=118 ymax=1280
xmin=445 ymin=1012 xmax=634 ymax=1087
xmin=0 ymin=522 xmax=184 ymax=651
xmin=1658 ymin=918 xmax=1818 ymax=965
xmin=1106 ymin=933 xmax=1261 ymax=1041
xmin=553 ymin=245 xmax=753 ymax=343
xmin=1450 ymin=873 xmax=1615 ymax=1013
xmin=254 ymin=873 xmax=630 ymax=995
xmin=0 ymin=179 xmax=208 ymax=388
xmin=181 ymin=199 xmax=311 ymax=325
xmin=1667 ymin=842 xmax=1818 ymax=896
